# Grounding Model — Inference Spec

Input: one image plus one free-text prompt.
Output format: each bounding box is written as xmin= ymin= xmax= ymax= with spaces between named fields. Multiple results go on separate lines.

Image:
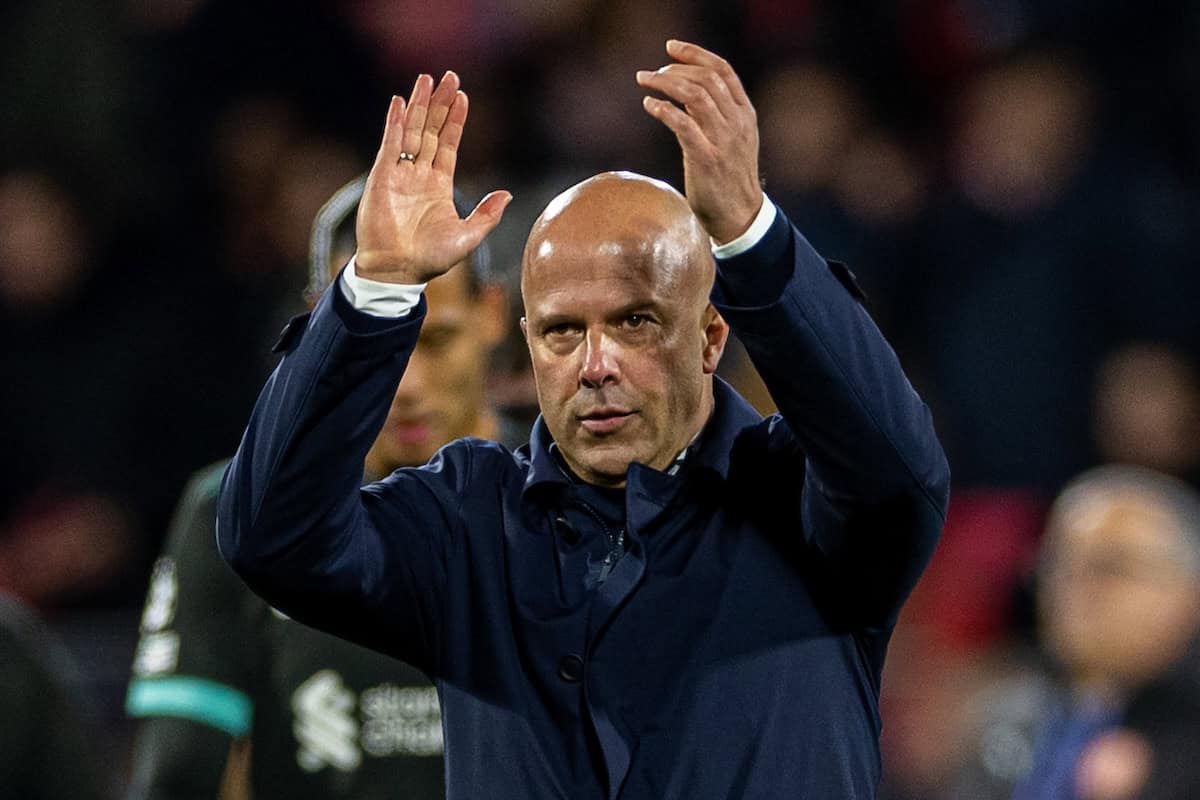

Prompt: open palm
xmin=355 ymin=71 xmax=511 ymax=285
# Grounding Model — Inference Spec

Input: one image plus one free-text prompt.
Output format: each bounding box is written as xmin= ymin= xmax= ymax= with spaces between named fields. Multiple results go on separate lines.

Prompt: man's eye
xmin=418 ymin=330 xmax=454 ymax=351
xmin=623 ymin=314 xmax=648 ymax=329
xmin=545 ymin=323 xmax=576 ymax=337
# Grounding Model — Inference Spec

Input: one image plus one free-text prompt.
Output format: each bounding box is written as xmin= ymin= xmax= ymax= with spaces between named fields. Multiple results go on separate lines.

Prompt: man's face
xmin=366 ymin=264 xmax=505 ymax=474
xmin=1039 ymin=490 xmax=1200 ymax=689
xmin=521 ymin=226 xmax=725 ymax=487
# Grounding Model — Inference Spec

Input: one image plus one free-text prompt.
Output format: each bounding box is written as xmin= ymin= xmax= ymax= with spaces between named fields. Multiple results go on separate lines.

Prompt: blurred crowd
xmin=2 ymin=0 xmax=1200 ymax=797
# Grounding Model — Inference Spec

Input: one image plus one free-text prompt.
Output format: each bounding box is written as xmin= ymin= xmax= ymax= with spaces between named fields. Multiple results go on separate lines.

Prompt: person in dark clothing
xmin=0 ymin=592 xmax=109 ymax=800
xmin=218 ymin=41 xmax=949 ymax=799
xmin=124 ymin=178 xmax=511 ymax=799
xmin=947 ymin=466 xmax=1200 ymax=800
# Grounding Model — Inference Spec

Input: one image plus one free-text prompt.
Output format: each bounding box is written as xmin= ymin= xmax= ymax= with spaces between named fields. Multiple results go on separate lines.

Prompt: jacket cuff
xmin=711 ymin=201 xmax=796 ymax=308
xmin=330 ymin=267 xmax=427 ymax=338
xmin=339 ymin=255 xmax=428 ymax=318
xmin=711 ymin=195 xmax=775 ymax=257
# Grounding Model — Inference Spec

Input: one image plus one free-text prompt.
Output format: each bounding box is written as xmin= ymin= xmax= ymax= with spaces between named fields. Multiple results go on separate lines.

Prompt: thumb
xmin=458 ymin=190 xmax=513 ymax=250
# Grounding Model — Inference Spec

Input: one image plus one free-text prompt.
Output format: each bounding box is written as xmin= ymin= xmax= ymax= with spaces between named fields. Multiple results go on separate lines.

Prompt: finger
xmin=637 ymin=63 xmax=736 ymax=122
xmin=458 ymin=190 xmax=513 ymax=250
xmin=433 ymin=91 xmax=469 ymax=176
xmin=665 ymin=39 xmax=751 ymax=107
xmin=401 ymin=73 xmax=433 ymax=161
xmin=376 ymin=95 xmax=407 ymax=165
xmin=418 ymin=71 xmax=461 ymax=166
xmin=636 ymin=68 xmax=727 ymax=133
xmin=642 ymin=95 xmax=715 ymax=157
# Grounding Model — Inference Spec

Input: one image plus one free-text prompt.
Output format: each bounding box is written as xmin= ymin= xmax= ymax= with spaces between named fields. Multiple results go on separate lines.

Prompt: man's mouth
xmin=388 ymin=416 xmax=433 ymax=445
xmin=578 ymin=408 xmax=636 ymax=435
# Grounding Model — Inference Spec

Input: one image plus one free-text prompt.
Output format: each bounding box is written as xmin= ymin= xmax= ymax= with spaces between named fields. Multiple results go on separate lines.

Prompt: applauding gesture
xmin=356 ymin=71 xmax=512 ymax=285
xmin=637 ymin=40 xmax=763 ymax=245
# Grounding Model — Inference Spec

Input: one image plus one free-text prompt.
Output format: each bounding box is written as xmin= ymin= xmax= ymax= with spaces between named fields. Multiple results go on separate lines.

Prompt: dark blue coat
xmin=218 ymin=205 xmax=949 ymax=799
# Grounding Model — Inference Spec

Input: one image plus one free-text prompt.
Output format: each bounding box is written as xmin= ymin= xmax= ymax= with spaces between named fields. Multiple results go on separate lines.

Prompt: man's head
xmin=519 ymin=172 xmax=729 ymax=487
xmin=309 ymin=178 xmax=507 ymax=474
xmin=1038 ymin=466 xmax=1200 ymax=693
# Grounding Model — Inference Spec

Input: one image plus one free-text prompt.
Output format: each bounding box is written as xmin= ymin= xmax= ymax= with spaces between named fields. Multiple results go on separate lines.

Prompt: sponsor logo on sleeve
xmin=361 ymin=684 xmax=443 ymax=757
xmin=292 ymin=670 xmax=362 ymax=772
xmin=291 ymin=670 xmax=444 ymax=773
xmin=133 ymin=558 xmax=180 ymax=675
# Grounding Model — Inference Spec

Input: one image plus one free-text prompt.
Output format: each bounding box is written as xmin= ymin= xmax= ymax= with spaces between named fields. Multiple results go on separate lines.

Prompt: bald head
xmin=522 ymin=172 xmax=713 ymax=309
xmin=518 ymin=171 xmax=730 ymax=487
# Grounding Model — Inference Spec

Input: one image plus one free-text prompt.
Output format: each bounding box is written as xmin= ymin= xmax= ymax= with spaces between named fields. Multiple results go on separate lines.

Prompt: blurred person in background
xmin=752 ymin=59 xmax=930 ymax=402
xmin=124 ymin=176 xmax=513 ymax=799
xmin=1092 ymin=343 xmax=1200 ymax=488
xmin=908 ymin=47 xmax=1192 ymax=491
xmin=0 ymin=166 xmax=140 ymax=608
xmin=0 ymin=591 xmax=110 ymax=799
xmin=945 ymin=466 xmax=1200 ymax=799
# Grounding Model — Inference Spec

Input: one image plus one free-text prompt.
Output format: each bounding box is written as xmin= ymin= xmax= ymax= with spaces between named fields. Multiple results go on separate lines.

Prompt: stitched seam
xmin=249 ymin=323 xmax=341 ymax=528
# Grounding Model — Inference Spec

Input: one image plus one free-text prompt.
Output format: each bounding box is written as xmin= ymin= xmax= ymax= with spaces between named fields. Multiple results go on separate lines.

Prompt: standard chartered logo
xmin=361 ymin=684 xmax=443 ymax=757
xmin=293 ymin=671 xmax=361 ymax=772
xmin=291 ymin=670 xmax=443 ymax=773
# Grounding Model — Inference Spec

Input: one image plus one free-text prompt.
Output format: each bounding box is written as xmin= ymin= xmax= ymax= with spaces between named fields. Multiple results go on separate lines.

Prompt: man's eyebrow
xmin=418 ymin=321 xmax=464 ymax=335
xmin=607 ymin=299 xmax=662 ymax=319
xmin=533 ymin=300 xmax=661 ymax=328
xmin=531 ymin=311 xmax=578 ymax=330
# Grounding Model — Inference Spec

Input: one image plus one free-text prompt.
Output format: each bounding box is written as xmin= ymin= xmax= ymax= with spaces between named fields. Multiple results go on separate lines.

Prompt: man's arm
xmin=716 ymin=204 xmax=949 ymax=629
xmin=217 ymin=72 xmax=509 ymax=670
xmin=639 ymin=41 xmax=949 ymax=629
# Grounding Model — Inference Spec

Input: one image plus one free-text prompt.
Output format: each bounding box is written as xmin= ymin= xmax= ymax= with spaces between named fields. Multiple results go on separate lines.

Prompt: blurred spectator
xmin=1092 ymin=343 xmax=1200 ymax=486
xmin=907 ymin=49 xmax=1189 ymax=490
xmin=0 ymin=592 xmax=110 ymax=799
xmin=0 ymin=167 xmax=141 ymax=607
xmin=946 ymin=466 xmax=1200 ymax=799
xmin=760 ymin=62 xmax=865 ymax=201
xmin=757 ymin=61 xmax=930 ymax=334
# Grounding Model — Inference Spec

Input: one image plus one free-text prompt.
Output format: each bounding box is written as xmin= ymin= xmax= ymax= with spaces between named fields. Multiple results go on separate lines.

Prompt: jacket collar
xmin=521 ymin=377 xmax=763 ymax=497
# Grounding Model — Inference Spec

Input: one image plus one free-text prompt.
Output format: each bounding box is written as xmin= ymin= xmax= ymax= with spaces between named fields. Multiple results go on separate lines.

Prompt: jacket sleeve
xmin=216 ymin=279 xmax=463 ymax=675
xmin=711 ymin=202 xmax=950 ymax=629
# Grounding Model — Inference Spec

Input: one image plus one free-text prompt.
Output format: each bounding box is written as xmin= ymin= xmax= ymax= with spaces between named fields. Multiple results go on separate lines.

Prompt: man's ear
xmin=519 ymin=316 xmax=529 ymax=342
xmin=701 ymin=304 xmax=730 ymax=375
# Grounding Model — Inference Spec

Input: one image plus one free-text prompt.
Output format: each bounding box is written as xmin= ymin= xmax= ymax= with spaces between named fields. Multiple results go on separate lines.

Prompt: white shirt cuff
xmin=337 ymin=255 xmax=427 ymax=318
xmin=711 ymin=195 xmax=777 ymax=259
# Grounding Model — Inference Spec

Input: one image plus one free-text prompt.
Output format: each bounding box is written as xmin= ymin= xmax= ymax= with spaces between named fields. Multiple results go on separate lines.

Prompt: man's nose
xmin=395 ymin=351 xmax=431 ymax=402
xmin=579 ymin=329 xmax=619 ymax=389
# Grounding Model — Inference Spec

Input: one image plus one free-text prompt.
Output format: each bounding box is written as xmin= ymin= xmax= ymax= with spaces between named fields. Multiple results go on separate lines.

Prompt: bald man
xmin=219 ymin=41 xmax=949 ymax=799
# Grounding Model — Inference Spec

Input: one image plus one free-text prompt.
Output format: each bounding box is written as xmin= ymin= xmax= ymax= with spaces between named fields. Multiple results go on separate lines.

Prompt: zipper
xmin=577 ymin=502 xmax=626 ymax=583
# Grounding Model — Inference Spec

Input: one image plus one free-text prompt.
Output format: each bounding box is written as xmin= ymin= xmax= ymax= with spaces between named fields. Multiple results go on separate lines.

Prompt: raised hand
xmin=355 ymin=71 xmax=512 ymax=284
xmin=637 ymin=41 xmax=762 ymax=245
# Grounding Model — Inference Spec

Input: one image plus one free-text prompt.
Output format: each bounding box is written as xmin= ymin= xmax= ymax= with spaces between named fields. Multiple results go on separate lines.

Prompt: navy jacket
xmin=218 ymin=205 xmax=950 ymax=799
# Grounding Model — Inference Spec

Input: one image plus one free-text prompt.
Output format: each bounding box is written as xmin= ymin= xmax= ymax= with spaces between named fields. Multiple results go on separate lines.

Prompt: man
xmin=219 ymin=41 xmax=949 ymax=798
xmin=124 ymin=177 xmax=509 ymax=798
xmin=948 ymin=466 xmax=1200 ymax=800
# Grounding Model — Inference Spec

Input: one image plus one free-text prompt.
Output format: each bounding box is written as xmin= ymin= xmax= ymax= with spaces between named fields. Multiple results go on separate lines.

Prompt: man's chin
xmin=569 ymin=448 xmax=641 ymax=487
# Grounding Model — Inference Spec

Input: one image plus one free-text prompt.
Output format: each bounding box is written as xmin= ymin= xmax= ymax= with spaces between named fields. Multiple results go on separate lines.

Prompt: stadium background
xmin=2 ymin=0 xmax=1198 ymax=796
